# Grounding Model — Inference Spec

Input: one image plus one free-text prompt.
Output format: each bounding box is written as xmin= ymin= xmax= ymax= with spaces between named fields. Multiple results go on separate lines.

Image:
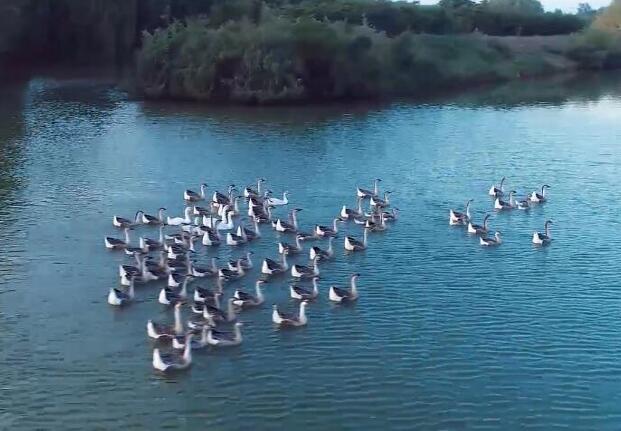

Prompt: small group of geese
xmin=449 ymin=177 xmax=553 ymax=247
xmin=104 ymin=178 xmax=397 ymax=373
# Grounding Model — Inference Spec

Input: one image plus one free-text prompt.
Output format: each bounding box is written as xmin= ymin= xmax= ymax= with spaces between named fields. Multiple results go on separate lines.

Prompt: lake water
xmin=1 ymin=73 xmax=621 ymax=430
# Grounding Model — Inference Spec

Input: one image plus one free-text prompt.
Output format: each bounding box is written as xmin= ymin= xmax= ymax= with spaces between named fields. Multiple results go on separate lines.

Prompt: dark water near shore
xmin=1 ymin=73 xmax=621 ymax=430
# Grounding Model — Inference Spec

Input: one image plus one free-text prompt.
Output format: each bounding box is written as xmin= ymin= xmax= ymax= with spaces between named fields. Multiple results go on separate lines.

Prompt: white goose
xmin=533 ymin=220 xmax=553 ymax=245
xmin=267 ymin=191 xmax=290 ymax=206
xmin=107 ymin=276 xmax=136 ymax=306
xmin=147 ymin=302 xmax=184 ymax=339
xmin=216 ymin=211 xmax=236 ymax=231
xmin=233 ymin=280 xmax=265 ymax=307
xmin=291 ymin=257 xmax=320 ymax=279
xmin=152 ymin=334 xmax=193 ymax=372
xmin=494 ymin=191 xmax=516 ymax=210
xmin=290 ymin=277 xmax=319 ymax=300
xmin=489 ymin=177 xmax=506 ymax=197
xmin=104 ymin=228 xmax=131 ymax=250
xmin=329 ymin=274 xmax=360 ymax=302
xmin=279 ymin=234 xmax=303 ymax=255
xmin=184 ymin=183 xmax=208 ymax=202
xmin=480 ymin=232 xmax=502 ymax=247
xmin=167 ymin=207 xmax=193 ymax=226
xmin=272 ymin=301 xmax=308 ymax=327
xmin=344 ymin=228 xmax=368 ymax=251
xmin=467 ymin=214 xmax=491 ymax=236
xmin=449 ymin=199 xmax=473 ymax=225
xmin=529 ymin=185 xmax=550 ymax=203
xmin=357 ymin=178 xmax=381 ymax=198
xmin=261 ymin=250 xmax=289 ymax=275
xmin=207 ymin=322 xmax=244 ymax=347
xmin=310 ymin=237 xmax=334 ymax=260
xmin=315 ymin=218 xmax=343 ymax=237
xmin=172 ymin=326 xmax=209 ymax=350
xmin=113 ymin=212 xmax=140 ymax=229
xmin=140 ymin=208 xmax=166 ymax=225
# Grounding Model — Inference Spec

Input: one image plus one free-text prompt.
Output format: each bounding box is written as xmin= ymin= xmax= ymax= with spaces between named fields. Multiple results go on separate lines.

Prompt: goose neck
xmin=174 ymin=306 xmax=183 ymax=334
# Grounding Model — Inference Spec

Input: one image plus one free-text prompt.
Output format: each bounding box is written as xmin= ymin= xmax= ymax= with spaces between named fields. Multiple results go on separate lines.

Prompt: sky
xmin=417 ymin=0 xmax=612 ymax=12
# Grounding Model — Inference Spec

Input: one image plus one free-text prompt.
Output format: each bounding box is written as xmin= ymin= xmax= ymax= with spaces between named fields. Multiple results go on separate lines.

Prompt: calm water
xmin=1 ymin=73 xmax=621 ymax=430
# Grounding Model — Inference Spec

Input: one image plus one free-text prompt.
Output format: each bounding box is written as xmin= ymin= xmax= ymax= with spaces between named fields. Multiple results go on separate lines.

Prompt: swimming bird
xmin=104 ymin=228 xmax=131 ymax=250
xmin=140 ymin=226 xmax=165 ymax=251
xmin=533 ymin=220 xmax=553 ymax=245
xmin=449 ymin=199 xmax=473 ymax=225
xmin=512 ymin=194 xmax=531 ymax=210
xmin=370 ymin=192 xmax=392 ymax=209
xmin=233 ymin=280 xmax=265 ymax=307
xmin=140 ymin=208 xmax=166 ymax=225
xmin=291 ymin=257 xmax=320 ymax=279
xmin=290 ymin=277 xmax=319 ymax=300
xmin=267 ymin=191 xmax=289 ymax=206
xmin=529 ymin=185 xmax=550 ymax=203
xmin=212 ymin=185 xmax=237 ymax=207
xmin=147 ymin=302 xmax=184 ymax=339
xmin=357 ymin=178 xmax=381 ymax=198
xmin=341 ymin=198 xmax=363 ymax=219
xmin=188 ymin=257 xmax=218 ymax=278
xmin=494 ymin=191 xmax=516 ymax=210
xmin=172 ymin=326 xmax=209 ymax=350
xmin=107 ymin=276 xmax=136 ymax=306
xmin=344 ymin=228 xmax=369 ymax=251
xmin=273 ymin=208 xmax=302 ymax=233
xmin=113 ymin=212 xmax=140 ymax=229
xmin=226 ymin=231 xmax=247 ymax=246
xmin=218 ymin=260 xmax=246 ymax=280
xmin=237 ymin=218 xmax=261 ymax=241
xmin=152 ymin=334 xmax=193 ymax=372
xmin=193 ymin=284 xmax=222 ymax=303
xmin=158 ymin=277 xmax=191 ymax=305
xmin=467 ymin=214 xmax=491 ymax=236
xmin=206 ymin=322 xmax=244 ymax=347
xmin=261 ymin=250 xmax=289 ymax=275
xmin=315 ymin=218 xmax=343 ymax=237
xmin=365 ymin=212 xmax=387 ymax=232
xmin=216 ymin=211 xmax=236 ymax=231
xmin=480 ymin=232 xmax=502 ymax=247
xmin=309 ymin=237 xmax=334 ymax=260
xmin=228 ymin=252 xmax=254 ymax=271
xmin=278 ymin=234 xmax=304 ymax=255
xmin=272 ymin=301 xmax=308 ymax=327
xmin=184 ymin=183 xmax=208 ymax=202
xmin=489 ymin=177 xmax=506 ymax=197
xmin=167 ymin=207 xmax=193 ymax=226
xmin=329 ymin=274 xmax=360 ymax=302
xmin=244 ymin=178 xmax=266 ymax=198
xmin=203 ymin=297 xmax=238 ymax=323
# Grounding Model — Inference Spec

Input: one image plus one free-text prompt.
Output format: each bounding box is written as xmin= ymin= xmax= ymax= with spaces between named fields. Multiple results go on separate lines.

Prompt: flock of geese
xmin=449 ymin=177 xmax=553 ymax=246
xmin=104 ymin=179 xmax=398 ymax=372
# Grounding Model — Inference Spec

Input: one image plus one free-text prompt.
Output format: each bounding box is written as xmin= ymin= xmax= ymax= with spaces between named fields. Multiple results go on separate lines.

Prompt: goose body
xmin=228 ymin=252 xmax=254 ymax=271
xmin=315 ymin=218 xmax=342 ymax=237
xmin=273 ymin=209 xmax=301 ymax=233
xmin=329 ymin=274 xmax=360 ymax=302
xmin=533 ymin=220 xmax=553 ymax=245
xmin=267 ymin=191 xmax=289 ymax=206
xmin=310 ymin=237 xmax=334 ymax=260
xmin=207 ymin=322 xmax=244 ymax=347
xmin=291 ymin=257 xmax=320 ymax=279
xmin=261 ymin=252 xmax=289 ymax=275
xmin=244 ymin=178 xmax=266 ymax=198
xmin=113 ymin=212 xmax=139 ymax=229
xmin=141 ymin=208 xmax=166 ymax=225
xmin=237 ymin=219 xmax=261 ymax=241
xmin=370 ymin=192 xmax=392 ymax=209
xmin=489 ymin=177 xmax=506 ymax=197
xmin=140 ymin=226 xmax=165 ymax=251
xmin=218 ymin=260 xmax=246 ymax=280
xmin=172 ymin=326 xmax=209 ymax=350
xmin=184 ymin=183 xmax=207 ymax=202
xmin=494 ymin=191 xmax=516 ymax=210
xmin=344 ymin=228 xmax=368 ymax=251
xmin=226 ymin=231 xmax=246 ymax=246
xmin=152 ymin=334 xmax=193 ymax=372
xmin=529 ymin=185 xmax=550 ymax=203
xmin=480 ymin=232 xmax=502 ymax=247
xmin=449 ymin=199 xmax=473 ymax=225
xmin=193 ymin=285 xmax=221 ymax=303
xmin=158 ymin=278 xmax=190 ymax=305
xmin=233 ymin=281 xmax=265 ymax=307
xmin=147 ymin=303 xmax=184 ymax=339
xmin=104 ymin=228 xmax=131 ymax=250
xmin=357 ymin=179 xmax=381 ymax=198
xmin=107 ymin=277 xmax=135 ymax=306
xmin=272 ymin=301 xmax=308 ymax=327
xmin=290 ymin=277 xmax=319 ymax=300
xmin=278 ymin=234 xmax=303 ymax=255
xmin=468 ymin=215 xmax=491 ymax=236
xmin=216 ymin=211 xmax=236 ymax=231
xmin=341 ymin=198 xmax=363 ymax=219
xmin=167 ymin=207 xmax=193 ymax=226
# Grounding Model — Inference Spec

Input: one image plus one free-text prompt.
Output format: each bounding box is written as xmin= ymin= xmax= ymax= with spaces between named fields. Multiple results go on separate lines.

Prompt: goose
xmin=104 ymin=228 xmax=131 ymax=250
xmin=107 ymin=276 xmax=136 ymax=306
xmin=218 ymin=260 xmax=246 ymax=280
xmin=119 ymin=252 xmax=144 ymax=279
xmin=494 ymin=191 xmax=516 ymax=210
xmin=212 ymin=185 xmax=236 ymax=206
xmin=141 ymin=208 xmax=166 ymax=225
xmin=202 ymin=229 xmax=221 ymax=246
xmin=216 ymin=211 xmax=236 ymax=231
xmin=529 ymin=185 xmax=550 ymax=203
xmin=152 ymin=334 xmax=193 ymax=372
xmin=533 ymin=220 xmax=553 ymax=245
xmin=159 ymin=277 xmax=191 ymax=305
xmin=244 ymin=178 xmax=266 ymax=198
xmin=167 ymin=272 xmax=186 ymax=288
xmin=207 ymin=322 xmax=244 ymax=347
xmin=113 ymin=211 xmax=140 ymax=229
xmin=329 ymin=274 xmax=360 ymax=302
xmin=226 ymin=231 xmax=247 ymax=246
xmin=201 ymin=214 xmax=222 ymax=229
xmin=192 ymin=292 xmax=221 ymax=313
xmin=233 ymin=280 xmax=265 ymax=307
xmin=310 ymin=237 xmax=334 ymax=260
xmin=291 ymin=257 xmax=320 ymax=279
xmin=315 ymin=218 xmax=343 ymax=237
xmin=204 ymin=297 xmax=237 ymax=323
xmin=194 ymin=284 xmax=222 ymax=303
xmin=273 ymin=209 xmax=302 ymax=233
xmin=513 ymin=194 xmax=531 ymax=210
xmin=449 ymin=199 xmax=473 ymax=225
xmin=489 ymin=177 xmax=506 ymax=197
xmin=279 ymin=234 xmax=304 ymax=255
xmin=141 ymin=259 xmax=168 ymax=282
xmin=272 ymin=301 xmax=308 ymax=327
xmin=290 ymin=277 xmax=319 ymax=300
xmin=140 ymin=226 xmax=165 ymax=251
xmin=381 ymin=208 xmax=400 ymax=222
xmin=468 ymin=214 xmax=491 ymax=236
xmin=365 ymin=212 xmax=387 ymax=232
xmin=166 ymin=241 xmax=195 ymax=260
xmin=172 ymin=326 xmax=209 ymax=350
xmin=147 ymin=302 xmax=184 ymax=339
xmin=267 ymin=191 xmax=289 ymax=206
xmin=341 ymin=198 xmax=363 ymax=219
xmin=261 ymin=250 xmax=289 ymax=275
xmin=188 ymin=257 xmax=218 ymax=278
xmin=251 ymin=205 xmax=273 ymax=224
xmin=228 ymin=252 xmax=254 ymax=271
xmin=237 ymin=219 xmax=261 ymax=241
xmin=480 ymin=232 xmax=502 ymax=247
xmin=370 ymin=192 xmax=392 ymax=209
xmin=344 ymin=228 xmax=368 ymax=251
xmin=357 ymin=178 xmax=381 ymax=198
xmin=193 ymin=206 xmax=211 ymax=216
xmin=167 ymin=207 xmax=193 ymax=226
xmin=184 ymin=183 xmax=208 ymax=202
